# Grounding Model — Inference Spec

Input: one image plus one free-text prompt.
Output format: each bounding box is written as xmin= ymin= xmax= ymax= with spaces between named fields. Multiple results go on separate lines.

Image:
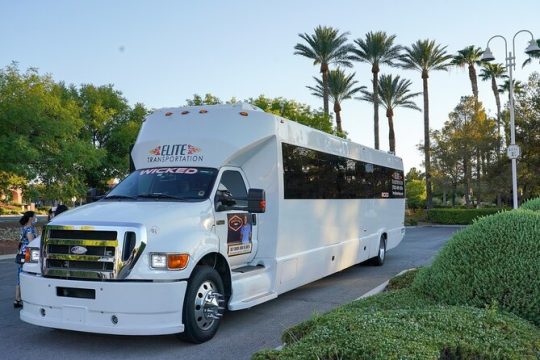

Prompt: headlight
xmin=25 ymin=247 xmax=40 ymax=263
xmin=150 ymin=253 xmax=189 ymax=270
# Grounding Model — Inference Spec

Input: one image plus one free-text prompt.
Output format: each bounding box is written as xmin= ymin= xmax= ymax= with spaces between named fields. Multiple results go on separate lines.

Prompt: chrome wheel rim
xmin=193 ymin=280 xmax=223 ymax=331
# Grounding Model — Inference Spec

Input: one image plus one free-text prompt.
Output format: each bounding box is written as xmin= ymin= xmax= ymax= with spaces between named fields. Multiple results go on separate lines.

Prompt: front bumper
xmin=20 ymin=272 xmax=187 ymax=335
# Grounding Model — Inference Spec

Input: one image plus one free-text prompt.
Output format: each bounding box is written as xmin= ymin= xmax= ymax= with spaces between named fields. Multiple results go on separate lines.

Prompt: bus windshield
xmin=104 ymin=167 xmax=218 ymax=201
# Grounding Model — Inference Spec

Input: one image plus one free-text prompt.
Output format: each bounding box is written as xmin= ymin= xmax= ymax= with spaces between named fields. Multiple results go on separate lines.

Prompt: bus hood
xmin=48 ymin=200 xmax=214 ymax=234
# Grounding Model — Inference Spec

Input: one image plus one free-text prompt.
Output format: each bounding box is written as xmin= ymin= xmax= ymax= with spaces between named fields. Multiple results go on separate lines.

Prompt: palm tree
xmin=498 ymin=79 xmax=525 ymax=101
xmin=357 ymin=74 xmax=421 ymax=154
xmin=451 ymin=45 xmax=484 ymax=99
xmin=479 ymin=63 xmax=507 ymax=153
xmin=522 ymin=39 xmax=540 ymax=67
xmin=294 ymin=26 xmax=354 ymax=117
xmin=350 ymin=31 xmax=402 ymax=150
xmin=307 ymin=68 xmax=365 ymax=134
xmin=400 ymin=39 xmax=453 ymax=209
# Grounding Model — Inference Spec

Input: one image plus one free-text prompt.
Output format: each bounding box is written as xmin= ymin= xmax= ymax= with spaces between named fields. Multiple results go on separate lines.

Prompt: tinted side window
xmin=282 ymin=143 xmax=404 ymax=200
xmin=216 ymin=170 xmax=248 ymax=208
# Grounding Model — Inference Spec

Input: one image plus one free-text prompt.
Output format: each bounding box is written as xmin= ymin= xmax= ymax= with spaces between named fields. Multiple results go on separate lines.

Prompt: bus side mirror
xmin=248 ymin=189 xmax=266 ymax=213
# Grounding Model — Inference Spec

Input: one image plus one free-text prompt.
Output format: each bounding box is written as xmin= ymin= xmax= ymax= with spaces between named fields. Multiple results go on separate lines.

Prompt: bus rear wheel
xmin=179 ymin=266 xmax=225 ymax=343
xmin=372 ymin=236 xmax=386 ymax=266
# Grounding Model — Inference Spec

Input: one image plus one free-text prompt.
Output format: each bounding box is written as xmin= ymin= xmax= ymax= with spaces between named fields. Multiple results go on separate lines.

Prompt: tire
xmin=179 ymin=266 xmax=225 ymax=343
xmin=372 ymin=236 xmax=386 ymax=266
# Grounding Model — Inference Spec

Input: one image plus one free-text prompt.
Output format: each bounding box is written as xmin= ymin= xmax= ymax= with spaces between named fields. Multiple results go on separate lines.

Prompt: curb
xmin=355 ymin=267 xmax=416 ymax=301
xmin=406 ymin=225 xmax=466 ymax=229
xmin=0 ymin=253 xmax=16 ymax=261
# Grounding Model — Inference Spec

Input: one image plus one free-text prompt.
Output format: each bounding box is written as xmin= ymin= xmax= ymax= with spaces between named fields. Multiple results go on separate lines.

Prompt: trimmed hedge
xmin=521 ymin=197 xmax=540 ymax=211
xmin=414 ymin=210 xmax=540 ymax=326
xmin=427 ymin=208 xmax=504 ymax=224
xmin=281 ymin=288 xmax=436 ymax=345
xmin=253 ymin=290 xmax=540 ymax=359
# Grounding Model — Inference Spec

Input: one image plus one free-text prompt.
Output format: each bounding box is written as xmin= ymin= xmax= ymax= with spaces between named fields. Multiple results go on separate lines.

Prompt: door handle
xmin=216 ymin=220 xmax=225 ymax=225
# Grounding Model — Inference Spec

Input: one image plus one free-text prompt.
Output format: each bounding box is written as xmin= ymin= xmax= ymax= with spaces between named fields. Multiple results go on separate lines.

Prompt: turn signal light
xmin=168 ymin=254 xmax=189 ymax=270
xmin=25 ymin=248 xmax=31 ymax=263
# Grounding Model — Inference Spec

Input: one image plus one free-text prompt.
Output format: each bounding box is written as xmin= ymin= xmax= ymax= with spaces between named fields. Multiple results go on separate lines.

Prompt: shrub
xmin=405 ymin=209 xmax=426 ymax=226
xmin=521 ymin=197 xmax=540 ymax=211
xmin=414 ymin=210 xmax=540 ymax=326
xmin=282 ymin=289 xmax=436 ymax=345
xmin=253 ymin=298 xmax=540 ymax=359
xmin=427 ymin=208 xmax=504 ymax=224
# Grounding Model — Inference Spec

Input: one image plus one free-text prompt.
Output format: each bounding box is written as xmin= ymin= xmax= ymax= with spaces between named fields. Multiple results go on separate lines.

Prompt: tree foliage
xmin=0 ymin=64 xmax=147 ymax=203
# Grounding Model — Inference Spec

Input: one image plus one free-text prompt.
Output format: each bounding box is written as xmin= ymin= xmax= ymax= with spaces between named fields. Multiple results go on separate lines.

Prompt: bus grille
xmin=43 ymin=228 xmax=119 ymax=280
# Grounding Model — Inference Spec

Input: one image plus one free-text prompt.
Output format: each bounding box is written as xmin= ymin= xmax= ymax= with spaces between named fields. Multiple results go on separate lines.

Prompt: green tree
xmin=0 ymin=64 xmax=98 ymax=202
xmin=431 ymin=97 xmax=497 ymax=207
xmin=306 ymin=68 xmax=364 ymax=134
xmin=514 ymin=72 xmax=540 ymax=199
xmin=71 ymin=84 xmax=147 ymax=191
xmin=498 ymin=79 xmax=525 ymax=103
xmin=358 ymin=74 xmax=420 ymax=154
xmin=405 ymin=167 xmax=424 ymax=181
xmin=399 ymin=40 xmax=453 ymax=209
xmin=185 ymin=93 xmax=222 ymax=106
xmin=479 ymin=63 xmax=507 ymax=153
xmin=350 ymin=31 xmax=402 ymax=150
xmin=294 ymin=26 xmax=354 ymax=117
xmin=406 ymin=179 xmax=426 ymax=209
xmin=248 ymin=95 xmax=335 ymax=135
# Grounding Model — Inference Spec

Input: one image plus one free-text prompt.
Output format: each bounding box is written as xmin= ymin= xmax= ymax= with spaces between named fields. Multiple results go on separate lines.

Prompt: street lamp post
xmin=481 ymin=30 xmax=540 ymax=209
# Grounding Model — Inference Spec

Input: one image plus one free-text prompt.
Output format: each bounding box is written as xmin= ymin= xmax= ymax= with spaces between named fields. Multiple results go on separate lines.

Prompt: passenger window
xmin=215 ymin=171 xmax=248 ymax=209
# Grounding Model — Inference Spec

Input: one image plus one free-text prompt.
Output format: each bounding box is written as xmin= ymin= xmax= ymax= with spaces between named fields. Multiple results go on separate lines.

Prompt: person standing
xmin=14 ymin=211 xmax=38 ymax=308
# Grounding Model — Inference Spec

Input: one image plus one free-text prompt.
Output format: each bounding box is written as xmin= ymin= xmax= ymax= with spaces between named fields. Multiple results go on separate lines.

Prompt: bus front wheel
xmin=179 ymin=266 xmax=225 ymax=343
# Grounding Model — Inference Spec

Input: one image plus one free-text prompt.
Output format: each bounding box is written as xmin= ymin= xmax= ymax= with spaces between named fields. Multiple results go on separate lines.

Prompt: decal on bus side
xmin=227 ymin=213 xmax=252 ymax=256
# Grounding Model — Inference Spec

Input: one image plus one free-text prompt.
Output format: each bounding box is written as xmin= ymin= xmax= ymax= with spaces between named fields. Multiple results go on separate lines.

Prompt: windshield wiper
xmin=137 ymin=193 xmax=184 ymax=200
xmin=103 ymin=194 xmax=137 ymax=200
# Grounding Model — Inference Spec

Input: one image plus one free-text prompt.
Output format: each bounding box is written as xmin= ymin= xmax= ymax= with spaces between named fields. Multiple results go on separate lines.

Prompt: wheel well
xmin=195 ymin=253 xmax=231 ymax=299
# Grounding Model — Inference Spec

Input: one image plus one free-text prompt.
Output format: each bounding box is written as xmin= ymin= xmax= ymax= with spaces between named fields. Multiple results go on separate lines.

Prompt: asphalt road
xmin=0 ymin=226 xmax=462 ymax=360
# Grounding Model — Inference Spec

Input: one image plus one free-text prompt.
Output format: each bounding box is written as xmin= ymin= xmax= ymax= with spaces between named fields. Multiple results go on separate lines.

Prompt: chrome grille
xmin=42 ymin=225 xmax=145 ymax=280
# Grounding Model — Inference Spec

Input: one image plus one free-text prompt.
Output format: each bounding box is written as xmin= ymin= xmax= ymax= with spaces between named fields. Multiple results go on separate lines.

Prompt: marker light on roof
xmin=181 ymin=111 xmax=189 ymax=115
xmin=239 ymin=111 xmax=248 ymax=116
xmin=165 ymin=112 xmax=173 ymax=116
xmin=199 ymin=109 xmax=208 ymax=114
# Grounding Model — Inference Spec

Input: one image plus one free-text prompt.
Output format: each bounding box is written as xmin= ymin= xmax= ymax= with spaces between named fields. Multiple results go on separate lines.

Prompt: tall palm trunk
xmin=476 ymin=150 xmax=481 ymax=207
xmin=334 ymin=101 xmax=343 ymax=134
xmin=321 ymin=63 xmax=329 ymax=116
xmin=386 ymin=107 xmax=395 ymax=153
xmin=491 ymin=76 xmax=502 ymax=154
xmin=468 ymin=64 xmax=479 ymax=99
xmin=372 ymin=65 xmax=380 ymax=149
xmin=463 ymin=156 xmax=471 ymax=206
xmin=422 ymin=69 xmax=432 ymax=209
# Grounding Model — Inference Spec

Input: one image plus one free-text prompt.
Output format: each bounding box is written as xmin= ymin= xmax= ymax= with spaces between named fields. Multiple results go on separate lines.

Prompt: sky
xmin=1 ymin=0 xmax=539 ymax=172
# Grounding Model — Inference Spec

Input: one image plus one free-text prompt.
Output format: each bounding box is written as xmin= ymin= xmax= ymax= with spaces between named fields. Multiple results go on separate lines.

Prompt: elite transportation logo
xmin=147 ymin=143 xmax=203 ymax=163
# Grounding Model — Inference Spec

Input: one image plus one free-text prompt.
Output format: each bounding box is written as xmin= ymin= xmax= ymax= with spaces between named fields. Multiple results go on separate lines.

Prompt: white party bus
xmin=20 ymin=103 xmax=405 ymax=343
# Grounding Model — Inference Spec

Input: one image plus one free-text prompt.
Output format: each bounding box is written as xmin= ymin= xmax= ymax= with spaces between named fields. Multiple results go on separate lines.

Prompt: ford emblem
xmin=71 ymin=246 xmax=88 ymax=255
